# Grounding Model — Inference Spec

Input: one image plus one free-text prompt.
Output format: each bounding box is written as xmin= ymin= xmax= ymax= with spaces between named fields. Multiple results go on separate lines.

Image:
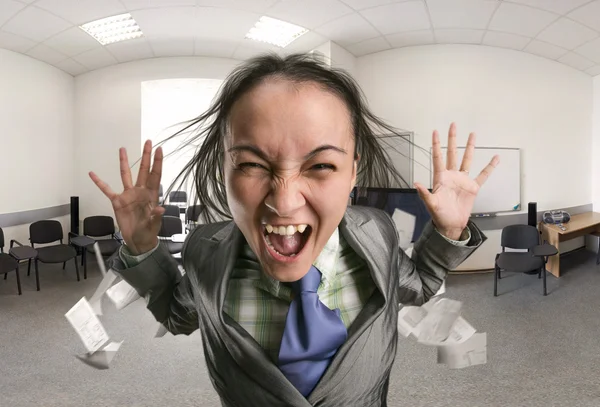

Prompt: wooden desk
xmin=540 ymin=212 xmax=600 ymax=277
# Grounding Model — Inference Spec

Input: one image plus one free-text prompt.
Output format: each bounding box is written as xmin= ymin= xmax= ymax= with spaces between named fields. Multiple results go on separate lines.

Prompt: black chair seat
xmin=37 ymin=244 xmax=77 ymax=263
xmin=165 ymin=241 xmax=184 ymax=255
xmin=0 ymin=253 xmax=18 ymax=271
xmin=497 ymin=252 xmax=544 ymax=273
xmin=87 ymin=239 xmax=122 ymax=256
xmin=9 ymin=246 xmax=37 ymax=260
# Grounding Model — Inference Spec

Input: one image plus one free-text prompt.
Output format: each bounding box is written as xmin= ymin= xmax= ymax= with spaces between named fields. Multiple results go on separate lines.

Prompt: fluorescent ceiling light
xmin=80 ymin=13 xmax=143 ymax=45
xmin=245 ymin=16 xmax=308 ymax=48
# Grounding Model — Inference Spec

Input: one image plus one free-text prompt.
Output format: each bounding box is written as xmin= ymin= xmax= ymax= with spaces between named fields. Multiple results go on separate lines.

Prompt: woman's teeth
xmin=264 ymin=224 xmax=307 ymax=235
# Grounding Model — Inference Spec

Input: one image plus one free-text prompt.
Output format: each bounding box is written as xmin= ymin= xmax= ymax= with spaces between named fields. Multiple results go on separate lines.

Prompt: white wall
xmin=312 ymin=41 xmax=357 ymax=77
xmin=590 ymin=76 xmax=600 ymax=252
xmin=74 ymin=57 xmax=241 ymax=222
xmin=0 ymin=49 xmax=74 ymax=245
xmin=357 ymin=44 xmax=593 ymax=270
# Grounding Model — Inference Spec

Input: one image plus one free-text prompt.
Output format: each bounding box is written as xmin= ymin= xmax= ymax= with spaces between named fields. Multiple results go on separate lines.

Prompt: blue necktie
xmin=278 ymin=265 xmax=348 ymax=397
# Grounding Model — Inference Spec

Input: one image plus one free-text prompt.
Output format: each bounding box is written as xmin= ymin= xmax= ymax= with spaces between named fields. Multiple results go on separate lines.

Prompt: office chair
xmin=0 ymin=228 xmax=21 ymax=295
xmin=161 ymin=204 xmax=181 ymax=218
xmin=495 ymin=224 xmax=557 ymax=296
xmin=29 ymin=220 xmax=80 ymax=290
xmin=158 ymin=215 xmax=184 ymax=255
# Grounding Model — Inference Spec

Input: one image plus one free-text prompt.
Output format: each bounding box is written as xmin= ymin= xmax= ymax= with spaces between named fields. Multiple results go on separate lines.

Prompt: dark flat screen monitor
xmin=351 ymin=187 xmax=432 ymax=242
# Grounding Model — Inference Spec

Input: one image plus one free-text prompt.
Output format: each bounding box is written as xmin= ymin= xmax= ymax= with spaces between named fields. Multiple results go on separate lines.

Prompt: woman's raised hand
xmin=89 ymin=140 xmax=165 ymax=255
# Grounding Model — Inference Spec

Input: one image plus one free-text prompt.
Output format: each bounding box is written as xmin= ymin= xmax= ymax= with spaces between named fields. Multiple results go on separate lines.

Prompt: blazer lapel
xmin=196 ymin=223 xmax=311 ymax=406
xmin=308 ymin=210 xmax=392 ymax=403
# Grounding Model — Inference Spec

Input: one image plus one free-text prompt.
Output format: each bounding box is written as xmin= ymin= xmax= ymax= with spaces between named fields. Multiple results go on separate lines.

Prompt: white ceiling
xmin=2 ymin=0 xmax=600 ymax=76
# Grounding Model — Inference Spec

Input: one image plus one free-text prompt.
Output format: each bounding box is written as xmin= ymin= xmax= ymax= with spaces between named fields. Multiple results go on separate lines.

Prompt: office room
xmin=2 ymin=0 xmax=600 ymax=406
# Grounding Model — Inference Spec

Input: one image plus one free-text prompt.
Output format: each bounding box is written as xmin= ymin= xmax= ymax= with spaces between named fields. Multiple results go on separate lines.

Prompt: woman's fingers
xmin=89 ymin=171 xmax=118 ymax=201
xmin=136 ymin=140 xmax=153 ymax=187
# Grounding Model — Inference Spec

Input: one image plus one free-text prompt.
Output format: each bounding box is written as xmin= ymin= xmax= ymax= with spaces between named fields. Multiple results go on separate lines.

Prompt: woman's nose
xmin=264 ymin=182 xmax=305 ymax=218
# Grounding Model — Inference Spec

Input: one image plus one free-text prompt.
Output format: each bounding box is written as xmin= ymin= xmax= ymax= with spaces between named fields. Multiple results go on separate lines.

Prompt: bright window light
xmin=245 ymin=16 xmax=308 ymax=48
xmin=80 ymin=13 xmax=143 ymax=45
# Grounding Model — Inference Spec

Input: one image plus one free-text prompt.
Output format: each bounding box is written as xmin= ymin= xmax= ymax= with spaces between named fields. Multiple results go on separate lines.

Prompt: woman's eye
xmin=311 ymin=163 xmax=335 ymax=171
xmin=239 ymin=162 xmax=265 ymax=169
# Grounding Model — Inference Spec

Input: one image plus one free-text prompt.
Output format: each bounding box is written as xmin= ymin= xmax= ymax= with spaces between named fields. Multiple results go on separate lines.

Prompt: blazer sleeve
xmin=396 ymin=219 xmax=487 ymax=305
xmin=107 ymin=230 xmax=201 ymax=336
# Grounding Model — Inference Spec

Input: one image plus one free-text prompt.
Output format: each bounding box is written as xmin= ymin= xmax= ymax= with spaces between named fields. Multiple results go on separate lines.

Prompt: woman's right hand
xmin=89 ymin=140 xmax=165 ymax=255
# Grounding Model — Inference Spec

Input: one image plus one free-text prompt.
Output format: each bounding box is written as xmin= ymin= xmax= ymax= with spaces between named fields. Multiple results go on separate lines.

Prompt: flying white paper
xmin=392 ymin=209 xmax=416 ymax=250
xmin=65 ymin=297 xmax=110 ymax=353
xmin=437 ymin=333 xmax=487 ymax=369
xmin=398 ymin=296 xmax=486 ymax=369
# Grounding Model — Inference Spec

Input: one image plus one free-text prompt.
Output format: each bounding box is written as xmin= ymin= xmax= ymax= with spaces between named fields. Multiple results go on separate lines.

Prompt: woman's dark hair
xmin=156 ymin=52 xmax=419 ymax=223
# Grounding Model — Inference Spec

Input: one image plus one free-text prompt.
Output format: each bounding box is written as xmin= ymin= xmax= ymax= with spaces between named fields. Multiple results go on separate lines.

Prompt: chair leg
xmin=83 ymin=250 xmax=87 ymax=280
xmin=3 ymin=273 xmax=6 ymax=280
xmin=542 ymin=267 xmax=547 ymax=296
xmin=34 ymin=259 xmax=40 ymax=291
xmin=62 ymin=262 xmax=66 ymax=270
xmin=597 ymin=237 xmax=600 ymax=265
xmin=73 ymin=257 xmax=80 ymax=282
xmin=81 ymin=251 xmax=84 ymax=266
xmin=15 ymin=266 xmax=21 ymax=295
xmin=494 ymin=266 xmax=499 ymax=297
xmin=27 ymin=259 xmax=31 ymax=276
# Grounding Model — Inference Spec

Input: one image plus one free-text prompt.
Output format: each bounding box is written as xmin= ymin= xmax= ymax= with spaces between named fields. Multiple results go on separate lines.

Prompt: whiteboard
xmin=435 ymin=147 xmax=520 ymax=214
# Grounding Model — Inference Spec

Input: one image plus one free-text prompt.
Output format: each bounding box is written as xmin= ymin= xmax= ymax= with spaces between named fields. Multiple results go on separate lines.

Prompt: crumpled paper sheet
xmin=65 ymin=243 xmax=169 ymax=369
xmin=398 ymin=296 xmax=487 ymax=369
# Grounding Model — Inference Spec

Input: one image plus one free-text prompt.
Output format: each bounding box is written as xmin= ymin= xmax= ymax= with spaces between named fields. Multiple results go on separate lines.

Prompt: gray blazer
xmin=109 ymin=206 xmax=486 ymax=407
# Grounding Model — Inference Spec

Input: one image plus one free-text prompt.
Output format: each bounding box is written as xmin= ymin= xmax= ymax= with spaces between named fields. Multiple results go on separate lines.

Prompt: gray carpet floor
xmin=2 ymin=249 xmax=600 ymax=407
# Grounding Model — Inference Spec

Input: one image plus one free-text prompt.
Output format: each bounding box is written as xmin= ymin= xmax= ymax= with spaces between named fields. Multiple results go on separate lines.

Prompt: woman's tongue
xmin=269 ymin=232 xmax=302 ymax=256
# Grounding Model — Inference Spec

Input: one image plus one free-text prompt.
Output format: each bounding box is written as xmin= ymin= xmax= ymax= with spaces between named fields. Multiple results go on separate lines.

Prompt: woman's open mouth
xmin=262 ymin=223 xmax=312 ymax=262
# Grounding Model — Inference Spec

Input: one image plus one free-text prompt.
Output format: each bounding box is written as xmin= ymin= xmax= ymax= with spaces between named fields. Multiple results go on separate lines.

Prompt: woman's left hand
xmin=414 ymin=123 xmax=499 ymax=241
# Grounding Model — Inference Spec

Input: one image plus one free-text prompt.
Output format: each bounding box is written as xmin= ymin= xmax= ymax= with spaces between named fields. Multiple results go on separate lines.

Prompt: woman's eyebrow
xmin=227 ymin=144 xmax=347 ymax=161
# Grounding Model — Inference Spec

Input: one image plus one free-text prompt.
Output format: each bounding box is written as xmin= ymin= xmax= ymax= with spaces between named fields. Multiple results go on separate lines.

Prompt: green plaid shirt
xmin=223 ymin=228 xmax=375 ymax=362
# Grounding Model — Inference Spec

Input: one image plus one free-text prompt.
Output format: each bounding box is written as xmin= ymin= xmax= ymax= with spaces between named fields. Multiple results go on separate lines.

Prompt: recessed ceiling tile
xmin=585 ymin=65 xmax=600 ymax=76
xmin=2 ymin=6 xmax=71 ymax=42
xmin=149 ymin=37 xmax=195 ymax=57
xmin=73 ymin=46 xmax=118 ymax=70
xmin=574 ymin=37 xmax=600 ymax=64
xmin=435 ymin=29 xmax=484 ymax=44
xmin=196 ymin=0 xmax=279 ymax=14
xmin=0 ymin=0 xmax=26 ymax=27
xmin=426 ymin=0 xmax=499 ymax=30
xmin=360 ymin=1 xmax=431 ymax=35
xmin=345 ymin=36 xmax=390 ymax=56
xmin=488 ymin=2 xmax=558 ymax=37
xmin=54 ymin=58 xmax=88 ymax=75
xmin=315 ymin=13 xmax=380 ymax=46
xmin=482 ymin=31 xmax=531 ymax=50
xmin=106 ymin=37 xmax=154 ymax=63
xmin=0 ymin=30 xmax=36 ymax=53
xmin=194 ymin=38 xmax=239 ymax=58
xmin=267 ymin=0 xmax=353 ymax=29
xmin=568 ymin=1 xmax=600 ymax=32
xmin=340 ymin=0 xmax=395 ymax=10
xmin=121 ymin=0 xmax=195 ymax=10
xmin=508 ymin=0 xmax=592 ymax=14
xmin=233 ymin=40 xmax=283 ymax=60
xmin=194 ymin=7 xmax=259 ymax=41
xmin=537 ymin=18 xmax=598 ymax=50
xmin=285 ymin=31 xmax=328 ymax=53
xmin=386 ymin=30 xmax=434 ymax=47
xmin=26 ymin=43 xmax=68 ymax=64
xmin=131 ymin=7 xmax=198 ymax=38
xmin=15 ymin=0 xmax=37 ymax=3
xmin=35 ymin=0 xmax=127 ymax=25
xmin=44 ymin=27 xmax=100 ymax=57
xmin=557 ymin=51 xmax=594 ymax=70
xmin=523 ymin=39 xmax=567 ymax=59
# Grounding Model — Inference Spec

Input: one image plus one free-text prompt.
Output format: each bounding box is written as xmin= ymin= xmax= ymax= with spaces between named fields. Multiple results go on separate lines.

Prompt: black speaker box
xmin=528 ymin=202 xmax=537 ymax=227
xmin=70 ymin=196 xmax=79 ymax=235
